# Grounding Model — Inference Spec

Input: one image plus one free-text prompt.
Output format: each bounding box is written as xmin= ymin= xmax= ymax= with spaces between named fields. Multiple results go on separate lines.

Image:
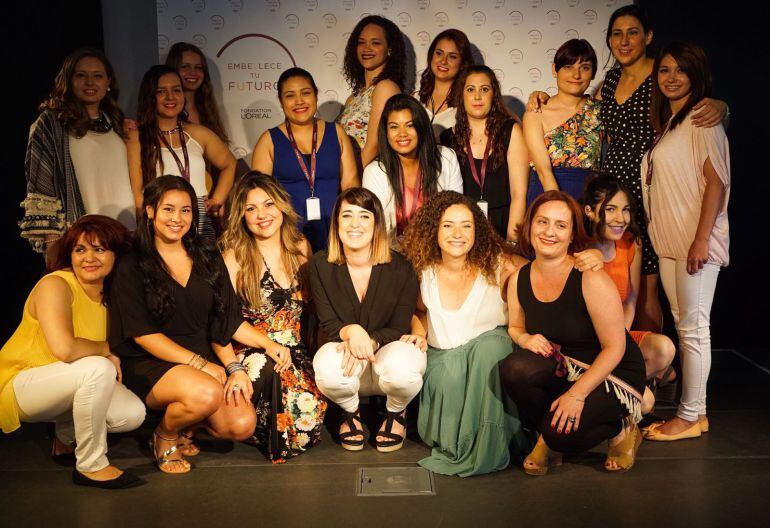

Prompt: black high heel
xmin=72 ymin=469 xmax=145 ymax=489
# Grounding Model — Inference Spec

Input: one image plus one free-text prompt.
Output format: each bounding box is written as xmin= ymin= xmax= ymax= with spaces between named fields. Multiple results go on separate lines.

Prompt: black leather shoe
xmin=72 ymin=469 xmax=146 ymax=489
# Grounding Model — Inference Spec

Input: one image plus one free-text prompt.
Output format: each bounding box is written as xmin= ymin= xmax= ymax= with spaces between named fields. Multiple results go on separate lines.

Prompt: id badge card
xmin=306 ymin=196 xmax=321 ymax=221
xmin=477 ymin=200 xmax=488 ymax=217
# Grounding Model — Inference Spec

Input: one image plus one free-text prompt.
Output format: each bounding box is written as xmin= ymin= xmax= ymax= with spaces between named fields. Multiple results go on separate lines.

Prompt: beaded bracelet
xmin=225 ymin=362 xmax=246 ymax=375
xmin=188 ymin=354 xmax=208 ymax=370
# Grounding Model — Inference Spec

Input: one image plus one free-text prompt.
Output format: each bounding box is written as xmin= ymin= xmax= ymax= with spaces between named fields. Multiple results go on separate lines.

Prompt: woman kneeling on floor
xmin=401 ymin=191 xmax=529 ymax=476
xmin=310 ymin=187 xmax=424 ymax=452
xmin=501 ymin=191 xmax=646 ymax=474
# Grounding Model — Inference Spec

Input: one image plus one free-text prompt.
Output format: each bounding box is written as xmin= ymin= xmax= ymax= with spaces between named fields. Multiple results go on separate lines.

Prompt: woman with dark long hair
xmin=362 ymin=94 xmax=462 ymax=243
xmin=126 ymin=65 xmax=236 ymax=241
xmin=441 ymin=65 xmax=528 ymax=241
xmin=338 ymin=15 xmax=407 ymax=170
xmin=23 ymin=48 xmax=136 ymax=253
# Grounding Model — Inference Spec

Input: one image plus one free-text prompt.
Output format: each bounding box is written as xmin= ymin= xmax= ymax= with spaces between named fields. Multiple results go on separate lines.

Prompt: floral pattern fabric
xmin=234 ymin=266 xmax=327 ymax=464
xmin=540 ymin=98 xmax=602 ymax=169
xmin=337 ymin=85 xmax=375 ymax=150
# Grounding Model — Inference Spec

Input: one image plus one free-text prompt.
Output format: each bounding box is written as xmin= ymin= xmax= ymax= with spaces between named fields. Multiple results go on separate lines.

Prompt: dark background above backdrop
xmin=5 ymin=1 xmax=766 ymax=349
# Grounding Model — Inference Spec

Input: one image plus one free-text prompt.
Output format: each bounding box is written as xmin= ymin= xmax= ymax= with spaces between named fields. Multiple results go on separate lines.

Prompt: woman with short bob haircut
xmin=310 ymin=187 xmax=423 ymax=453
xmin=502 ymin=191 xmax=646 ymax=474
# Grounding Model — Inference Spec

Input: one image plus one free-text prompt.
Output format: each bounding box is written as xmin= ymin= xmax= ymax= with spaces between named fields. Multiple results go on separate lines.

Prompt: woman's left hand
xmin=549 ymin=391 xmax=585 ymax=435
xmin=400 ymin=334 xmax=427 ymax=352
xmin=573 ymin=249 xmax=604 ymax=272
xmin=691 ymin=98 xmax=727 ymax=128
xmin=224 ymin=370 xmax=253 ymax=406
xmin=205 ymin=197 xmax=225 ymax=218
xmin=106 ymin=353 xmax=122 ymax=383
xmin=687 ymin=238 xmax=710 ymax=275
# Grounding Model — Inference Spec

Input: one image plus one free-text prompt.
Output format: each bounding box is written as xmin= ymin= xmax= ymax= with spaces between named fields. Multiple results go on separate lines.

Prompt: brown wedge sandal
xmin=523 ymin=435 xmax=563 ymax=476
xmin=605 ymin=422 xmax=642 ymax=472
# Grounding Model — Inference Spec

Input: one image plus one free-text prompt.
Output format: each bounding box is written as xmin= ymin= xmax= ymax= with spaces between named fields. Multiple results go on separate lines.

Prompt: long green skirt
xmin=418 ymin=327 xmax=528 ymax=477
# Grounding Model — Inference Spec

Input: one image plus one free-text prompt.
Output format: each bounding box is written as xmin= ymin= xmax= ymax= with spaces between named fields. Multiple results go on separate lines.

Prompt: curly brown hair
xmin=342 ymin=15 xmax=407 ymax=95
xmin=402 ymin=191 xmax=509 ymax=285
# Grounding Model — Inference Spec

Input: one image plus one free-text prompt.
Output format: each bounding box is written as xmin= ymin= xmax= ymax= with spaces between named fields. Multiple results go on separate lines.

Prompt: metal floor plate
xmin=357 ymin=467 xmax=436 ymax=496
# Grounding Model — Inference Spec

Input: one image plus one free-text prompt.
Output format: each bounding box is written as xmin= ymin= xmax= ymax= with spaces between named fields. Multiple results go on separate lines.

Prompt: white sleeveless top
xmin=421 ymin=265 xmax=507 ymax=350
xmin=157 ymin=133 xmax=207 ymax=197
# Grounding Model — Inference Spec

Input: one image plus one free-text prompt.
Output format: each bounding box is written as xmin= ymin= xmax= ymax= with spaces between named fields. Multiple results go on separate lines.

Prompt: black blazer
xmin=309 ymin=250 xmax=418 ymax=346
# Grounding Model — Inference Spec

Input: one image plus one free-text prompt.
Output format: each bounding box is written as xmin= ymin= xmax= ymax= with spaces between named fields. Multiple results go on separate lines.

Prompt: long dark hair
xmin=651 ymin=41 xmax=712 ymax=133
xmin=376 ymin=94 xmax=442 ymax=213
xmin=452 ymin=65 xmax=515 ymax=171
xmin=417 ymin=29 xmax=474 ymax=109
xmin=581 ymin=172 xmax=641 ymax=243
xmin=165 ymin=42 xmax=230 ymax=143
xmin=137 ymin=65 xmax=181 ymax=185
xmin=39 ymin=48 xmax=125 ymax=139
xmin=134 ymin=176 xmax=224 ymax=323
xmin=605 ymin=4 xmax=653 ymax=68
xmin=343 ymin=15 xmax=407 ymax=94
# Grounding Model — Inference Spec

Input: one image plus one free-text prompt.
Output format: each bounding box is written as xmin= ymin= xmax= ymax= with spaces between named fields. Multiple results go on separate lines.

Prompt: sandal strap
xmin=340 ymin=410 xmax=365 ymax=444
xmin=376 ymin=411 xmax=406 ymax=446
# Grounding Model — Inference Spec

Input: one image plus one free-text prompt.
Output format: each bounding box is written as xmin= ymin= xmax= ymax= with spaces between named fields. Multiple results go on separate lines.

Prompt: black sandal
xmin=376 ymin=411 xmax=406 ymax=453
xmin=339 ymin=409 xmax=366 ymax=451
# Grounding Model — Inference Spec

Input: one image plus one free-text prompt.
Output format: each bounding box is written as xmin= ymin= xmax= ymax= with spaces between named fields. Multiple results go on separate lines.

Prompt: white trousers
xmin=658 ymin=258 xmax=720 ymax=422
xmin=12 ymin=356 xmax=146 ymax=472
xmin=313 ymin=341 xmax=427 ymax=413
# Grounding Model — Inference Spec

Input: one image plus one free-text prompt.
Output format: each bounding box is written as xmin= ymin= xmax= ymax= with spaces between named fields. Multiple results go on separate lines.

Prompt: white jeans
xmin=313 ymin=341 xmax=427 ymax=413
xmin=12 ymin=356 xmax=146 ymax=472
xmin=658 ymin=258 xmax=720 ymax=422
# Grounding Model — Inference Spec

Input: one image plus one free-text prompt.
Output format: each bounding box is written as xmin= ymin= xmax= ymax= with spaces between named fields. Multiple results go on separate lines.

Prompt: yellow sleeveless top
xmin=0 ymin=270 xmax=106 ymax=433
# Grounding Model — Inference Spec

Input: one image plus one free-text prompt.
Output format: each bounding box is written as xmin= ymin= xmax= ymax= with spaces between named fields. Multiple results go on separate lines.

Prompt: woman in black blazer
xmin=310 ymin=187 xmax=423 ymax=453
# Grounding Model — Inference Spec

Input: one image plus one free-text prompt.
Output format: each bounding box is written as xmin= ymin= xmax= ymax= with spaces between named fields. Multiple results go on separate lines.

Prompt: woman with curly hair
xmin=417 ymin=29 xmax=474 ymax=138
xmin=23 ymin=48 xmax=136 ymax=254
xmin=338 ymin=15 xmax=406 ymax=170
xmin=220 ymin=172 xmax=327 ymax=462
xmin=440 ymin=65 xmax=528 ymax=241
xmin=401 ymin=191 xmax=528 ymax=476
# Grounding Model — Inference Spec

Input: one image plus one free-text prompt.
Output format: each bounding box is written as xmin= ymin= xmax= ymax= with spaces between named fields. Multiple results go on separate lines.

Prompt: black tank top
xmin=517 ymin=263 xmax=645 ymax=393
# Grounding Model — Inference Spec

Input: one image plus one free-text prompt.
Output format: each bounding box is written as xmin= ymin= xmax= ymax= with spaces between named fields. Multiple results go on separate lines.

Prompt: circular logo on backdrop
xmin=228 ymin=0 xmax=243 ymax=12
xmin=304 ymin=0 xmax=318 ymax=11
xmin=232 ymin=146 xmax=248 ymax=158
xmin=528 ymin=68 xmax=542 ymax=82
xmin=529 ymin=0 xmax=542 ymax=8
xmin=191 ymin=0 xmax=205 ymax=13
xmin=380 ymin=0 xmax=393 ymax=10
xmin=416 ymin=31 xmax=431 ymax=47
xmin=157 ymin=0 xmax=168 ymax=14
xmin=605 ymin=0 xmax=618 ymax=6
xmin=434 ymin=11 xmax=449 ymax=27
xmin=265 ymin=0 xmax=280 ymax=12
xmin=324 ymin=89 xmax=339 ymax=101
xmin=192 ymin=34 xmax=207 ymax=49
xmin=396 ymin=12 xmax=411 ymax=27
xmin=456 ymin=0 xmax=468 ymax=10
xmin=546 ymin=10 xmax=560 ymax=25
xmin=172 ymin=15 xmax=187 ymax=30
xmin=472 ymin=11 xmax=486 ymax=26
xmin=323 ymin=13 xmax=337 ymax=28
xmin=284 ymin=14 xmax=299 ymax=29
xmin=490 ymin=30 xmax=505 ymax=45
xmin=342 ymin=0 xmax=355 ymax=11
xmin=210 ymin=15 xmax=225 ymax=30
xmin=305 ymin=33 xmax=319 ymax=48
xmin=158 ymin=34 xmax=170 ymax=52
xmin=508 ymin=48 xmax=523 ymax=64
xmin=584 ymin=10 xmax=598 ymax=24
xmin=546 ymin=48 xmax=557 ymax=61
xmin=492 ymin=0 xmax=505 ymax=8
xmin=417 ymin=0 xmax=430 ymax=10
xmin=360 ymin=12 xmax=372 ymax=19
xmin=509 ymin=10 xmax=523 ymax=25
xmin=509 ymin=87 xmax=524 ymax=99
xmin=546 ymin=86 xmax=557 ymax=96
xmin=493 ymin=68 xmax=505 ymax=82
xmin=564 ymin=29 xmax=579 ymax=39
xmin=528 ymin=29 xmax=542 ymax=45
xmin=323 ymin=52 xmax=338 ymax=66
xmin=567 ymin=0 xmax=580 ymax=7
xmin=342 ymin=32 xmax=351 ymax=41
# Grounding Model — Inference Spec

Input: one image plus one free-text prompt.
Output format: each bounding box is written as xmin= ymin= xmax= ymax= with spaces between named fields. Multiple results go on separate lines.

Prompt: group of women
xmin=5 ymin=6 xmax=730 ymax=488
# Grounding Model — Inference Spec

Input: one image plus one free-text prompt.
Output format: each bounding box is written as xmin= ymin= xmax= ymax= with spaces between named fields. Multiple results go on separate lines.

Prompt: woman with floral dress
xmin=221 ymin=171 xmax=326 ymax=463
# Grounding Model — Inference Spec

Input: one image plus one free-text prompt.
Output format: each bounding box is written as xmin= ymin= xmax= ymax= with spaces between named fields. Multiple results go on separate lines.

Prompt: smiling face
xmin=70 ymin=233 xmax=116 ymax=285
xmin=357 ymin=23 xmax=389 ymax=72
xmin=430 ymin=38 xmax=462 ymax=83
xmin=462 ymin=72 xmax=493 ymax=120
xmin=609 ymin=15 xmax=652 ymax=67
xmin=554 ymin=59 xmax=593 ymax=97
xmin=438 ymin=204 xmax=475 ymax=259
xmin=337 ymin=201 xmax=375 ymax=253
xmin=178 ymin=50 xmax=204 ymax=92
xmin=71 ymin=56 xmax=110 ymax=108
xmin=243 ymin=187 xmax=283 ymax=240
xmin=147 ymin=189 xmax=193 ymax=244
xmin=530 ymin=200 xmax=573 ymax=259
xmin=279 ymin=75 xmax=318 ymax=126
xmin=657 ymin=54 xmax=692 ymax=106
xmin=586 ymin=191 xmax=632 ymax=242
xmin=386 ymin=108 xmax=419 ymax=158
xmin=155 ymin=72 xmax=185 ymax=120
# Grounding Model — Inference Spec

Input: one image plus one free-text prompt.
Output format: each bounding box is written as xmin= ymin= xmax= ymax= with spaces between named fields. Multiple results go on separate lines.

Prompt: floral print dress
xmin=235 ymin=265 xmax=327 ymax=463
xmin=337 ymin=84 xmax=375 ymax=150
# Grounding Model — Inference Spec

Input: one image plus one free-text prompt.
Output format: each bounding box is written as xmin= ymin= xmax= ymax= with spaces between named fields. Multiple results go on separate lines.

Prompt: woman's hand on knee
xmin=517 ymin=333 xmax=554 ymax=357
xmin=265 ymin=343 xmax=292 ymax=372
xmin=399 ymin=334 xmax=427 ymax=353
xmin=549 ymin=391 xmax=585 ymax=435
xmin=344 ymin=326 xmax=375 ymax=362
xmin=106 ymin=353 xmax=122 ymax=383
xmin=224 ymin=370 xmax=253 ymax=406
xmin=202 ymin=362 xmax=227 ymax=384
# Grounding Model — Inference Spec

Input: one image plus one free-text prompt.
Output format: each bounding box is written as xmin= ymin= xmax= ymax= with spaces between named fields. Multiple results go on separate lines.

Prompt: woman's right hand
xmin=518 ymin=333 xmax=554 ymax=357
xmin=526 ymin=91 xmax=550 ymax=112
xmin=345 ymin=325 xmax=375 ymax=362
xmin=202 ymin=362 xmax=227 ymax=384
xmin=106 ymin=353 xmax=122 ymax=383
xmin=265 ymin=343 xmax=292 ymax=372
xmin=400 ymin=334 xmax=427 ymax=352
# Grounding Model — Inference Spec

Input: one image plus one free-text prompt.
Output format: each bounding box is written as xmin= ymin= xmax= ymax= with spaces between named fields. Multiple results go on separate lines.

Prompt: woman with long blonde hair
xmin=220 ymin=171 xmax=326 ymax=462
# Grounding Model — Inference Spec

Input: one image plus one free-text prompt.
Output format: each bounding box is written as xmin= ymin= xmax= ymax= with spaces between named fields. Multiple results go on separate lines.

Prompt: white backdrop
xmin=156 ymin=0 xmax=631 ymax=158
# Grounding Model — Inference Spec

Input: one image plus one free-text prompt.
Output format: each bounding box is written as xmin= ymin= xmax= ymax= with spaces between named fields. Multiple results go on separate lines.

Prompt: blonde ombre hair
xmin=327 ymin=188 xmax=391 ymax=265
xmin=219 ymin=171 xmax=306 ymax=309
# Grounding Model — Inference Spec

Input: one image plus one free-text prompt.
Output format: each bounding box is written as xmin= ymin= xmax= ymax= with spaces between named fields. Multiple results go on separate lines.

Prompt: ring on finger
xmin=567 ymin=416 xmax=576 ymax=423
xmin=232 ymin=384 xmax=240 ymax=392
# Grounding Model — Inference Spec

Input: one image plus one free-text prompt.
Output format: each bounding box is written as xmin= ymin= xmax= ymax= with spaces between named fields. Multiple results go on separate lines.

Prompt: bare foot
xmin=80 ymin=465 xmax=125 ymax=481
xmin=604 ymin=426 xmax=629 ymax=471
xmin=340 ymin=414 xmax=364 ymax=443
xmin=153 ymin=429 xmax=191 ymax=474
xmin=376 ymin=411 xmax=406 ymax=444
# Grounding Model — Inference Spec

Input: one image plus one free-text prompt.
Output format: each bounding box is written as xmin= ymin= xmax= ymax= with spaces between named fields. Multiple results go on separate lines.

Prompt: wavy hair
xmin=39 ymin=48 xmax=125 ymax=139
xmin=402 ymin=191 xmax=505 ymax=285
xmin=581 ymin=172 xmax=641 ymax=243
xmin=605 ymin=4 xmax=653 ymax=68
xmin=137 ymin=65 xmax=182 ymax=185
xmin=165 ymin=42 xmax=230 ymax=143
xmin=417 ymin=29 xmax=474 ymax=109
xmin=134 ymin=175 xmax=224 ymax=323
xmin=219 ymin=171 xmax=306 ymax=309
xmin=516 ymin=190 xmax=592 ymax=258
xmin=342 ymin=15 xmax=407 ymax=94
xmin=452 ymin=65 xmax=515 ymax=171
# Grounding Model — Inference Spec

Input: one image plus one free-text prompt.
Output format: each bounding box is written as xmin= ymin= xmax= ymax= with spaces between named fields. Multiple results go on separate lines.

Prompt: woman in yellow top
xmin=0 ymin=215 xmax=146 ymax=488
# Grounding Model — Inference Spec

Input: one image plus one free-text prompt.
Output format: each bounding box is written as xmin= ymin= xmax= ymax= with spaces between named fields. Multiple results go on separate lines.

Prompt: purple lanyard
xmin=465 ymin=134 xmax=491 ymax=199
xmin=158 ymin=122 xmax=190 ymax=181
xmin=285 ymin=118 xmax=318 ymax=196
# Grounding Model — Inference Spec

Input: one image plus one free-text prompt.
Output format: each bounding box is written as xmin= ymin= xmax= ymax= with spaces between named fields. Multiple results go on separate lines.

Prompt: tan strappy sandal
xmin=151 ymin=428 xmax=192 ymax=474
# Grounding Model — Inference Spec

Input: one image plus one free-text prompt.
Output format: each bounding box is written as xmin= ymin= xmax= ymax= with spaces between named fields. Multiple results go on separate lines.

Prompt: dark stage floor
xmin=1 ymin=348 xmax=768 ymax=528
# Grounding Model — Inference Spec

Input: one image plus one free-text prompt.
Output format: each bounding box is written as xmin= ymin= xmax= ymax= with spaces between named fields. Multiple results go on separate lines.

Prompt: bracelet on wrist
xmin=566 ymin=392 xmax=585 ymax=403
xmin=225 ymin=362 xmax=246 ymax=376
